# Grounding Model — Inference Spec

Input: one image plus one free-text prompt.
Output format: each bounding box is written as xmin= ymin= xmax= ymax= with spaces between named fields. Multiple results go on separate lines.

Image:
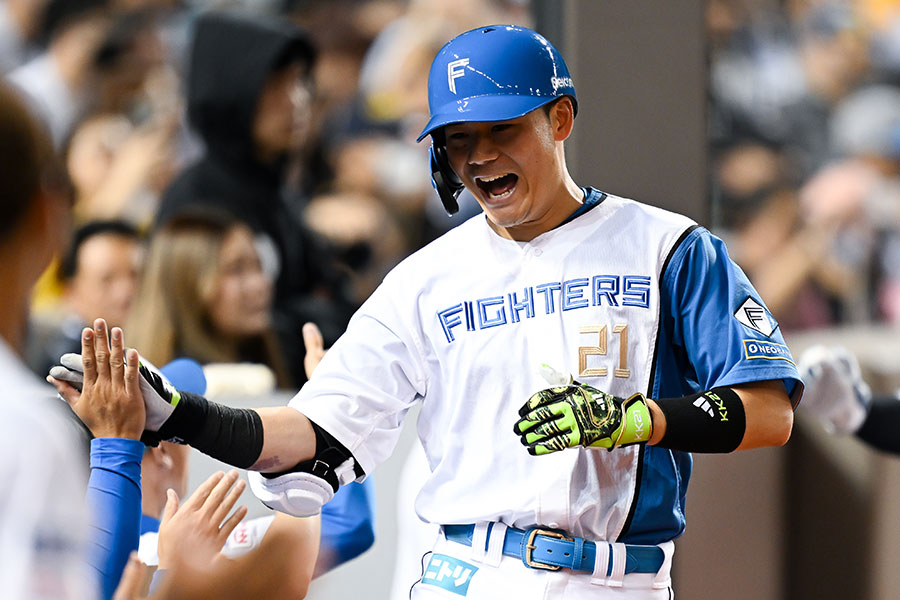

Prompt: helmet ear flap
xmin=429 ymin=138 xmax=463 ymax=216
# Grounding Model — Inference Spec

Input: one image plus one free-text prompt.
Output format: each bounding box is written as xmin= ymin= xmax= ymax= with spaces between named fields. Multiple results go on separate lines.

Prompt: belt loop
xmin=484 ymin=522 xmax=507 ymax=567
xmin=652 ymin=540 xmax=675 ymax=589
xmin=470 ymin=522 xmax=491 ymax=563
xmin=607 ymin=543 xmax=627 ymax=587
xmin=571 ymin=536 xmax=585 ymax=570
xmin=590 ymin=543 xmax=611 ymax=586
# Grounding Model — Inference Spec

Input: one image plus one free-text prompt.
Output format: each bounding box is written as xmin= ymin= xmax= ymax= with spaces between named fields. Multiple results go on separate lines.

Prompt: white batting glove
xmin=797 ymin=345 xmax=872 ymax=434
xmin=50 ymin=352 xmax=180 ymax=444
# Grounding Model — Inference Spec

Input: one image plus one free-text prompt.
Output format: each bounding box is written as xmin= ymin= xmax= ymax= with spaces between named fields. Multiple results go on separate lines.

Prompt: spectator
xmin=155 ymin=10 xmax=354 ymax=382
xmin=125 ymin=209 xmax=374 ymax=574
xmin=26 ymin=219 xmax=143 ymax=379
xmin=0 ymin=0 xmax=49 ymax=74
xmin=127 ymin=210 xmax=292 ymax=388
xmin=6 ymin=0 xmax=114 ymax=147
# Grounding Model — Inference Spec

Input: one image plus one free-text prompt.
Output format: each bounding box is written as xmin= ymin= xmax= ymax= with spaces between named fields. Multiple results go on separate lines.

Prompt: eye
xmin=447 ymin=131 xmax=469 ymax=141
xmin=492 ymin=124 xmax=514 ymax=133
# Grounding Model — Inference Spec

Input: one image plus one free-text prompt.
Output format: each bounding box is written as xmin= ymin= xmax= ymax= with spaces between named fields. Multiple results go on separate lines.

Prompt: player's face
xmin=443 ymin=101 xmax=574 ymax=240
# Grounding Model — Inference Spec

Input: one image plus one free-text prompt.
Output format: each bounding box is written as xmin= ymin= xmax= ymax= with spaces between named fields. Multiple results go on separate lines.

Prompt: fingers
xmin=302 ymin=322 xmax=324 ymax=354
xmin=81 ymin=327 xmax=96 ymax=385
xmin=201 ymin=470 xmax=241 ymax=518
xmin=46 ymin=376 xmax=81 ymax=406
xmin=160 ymin=488 xmax=180 ymax=525
xmin=92 ymin=318 xmax=111 ymax=378
xmin=109 ymin=326 xmax=126 ymax=383
xmin=517 ymin=387 xmax=568 ymax=417
xmin=60 ymin=353 xmax=84 ymax=373
xmin=124 ymin=348 xmax=141 ymax=403
xmin=208 ymin=472 xmax=245 ymax=525
xmin=216 ymin=504 xmax=248 ymax=545
xmin=112 ymin=552 xmax=147 ymax=600
xmin=522 ymin=417 xmax=569 ymax=446
xmin=513 ymin=404 xmax=561 ymax=435
xmin=180 ymin=471 xmax=225 ymax=511
xmin=302 ymin=322 xmax=326 ymax=379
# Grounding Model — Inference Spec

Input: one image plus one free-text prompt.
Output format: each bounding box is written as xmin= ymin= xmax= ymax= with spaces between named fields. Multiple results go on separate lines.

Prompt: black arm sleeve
xmin=855 ymin=396 xmax=900 ymax=455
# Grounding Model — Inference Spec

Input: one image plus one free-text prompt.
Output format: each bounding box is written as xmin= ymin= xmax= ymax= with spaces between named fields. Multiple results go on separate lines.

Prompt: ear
xmin=549 ymin=97 xmax=575 ymax=142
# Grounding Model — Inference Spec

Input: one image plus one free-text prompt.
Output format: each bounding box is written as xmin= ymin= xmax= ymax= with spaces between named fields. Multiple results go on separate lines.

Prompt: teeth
xmin=477 ymin=173 xmax=510 ymax=182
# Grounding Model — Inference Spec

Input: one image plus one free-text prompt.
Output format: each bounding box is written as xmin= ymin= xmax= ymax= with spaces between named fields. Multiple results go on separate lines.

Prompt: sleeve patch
xmin=743 ymin=339 xmax=794 ymax=364
xmin=734 ymin=297 xmax=778 ymax=337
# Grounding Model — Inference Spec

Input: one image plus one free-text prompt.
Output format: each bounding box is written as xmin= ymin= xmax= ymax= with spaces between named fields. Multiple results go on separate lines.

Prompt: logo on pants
xmin=421 ymin=553 xmax=477 ymax=596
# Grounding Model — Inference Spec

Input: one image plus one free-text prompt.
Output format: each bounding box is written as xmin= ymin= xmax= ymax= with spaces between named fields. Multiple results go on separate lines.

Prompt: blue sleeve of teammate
xmin=319 ymin=478 xmax=376 ymax=567
xmin=86 ymin=437 xmax=143 ymax=600
xmin=661 ymin=227 xmax=801 ymax=402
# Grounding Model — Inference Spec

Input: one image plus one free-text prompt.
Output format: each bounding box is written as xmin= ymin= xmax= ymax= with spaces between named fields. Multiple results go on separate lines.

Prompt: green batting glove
xmin=513 ymin=383 xmax=653 ymax=455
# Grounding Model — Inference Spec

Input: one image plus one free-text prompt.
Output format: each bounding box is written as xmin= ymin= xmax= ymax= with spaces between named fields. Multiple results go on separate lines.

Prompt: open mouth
xmin=476 ymin=173 xmax=518 ymax=200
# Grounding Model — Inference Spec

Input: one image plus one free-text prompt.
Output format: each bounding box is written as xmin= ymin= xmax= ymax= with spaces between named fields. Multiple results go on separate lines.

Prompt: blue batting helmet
xmin=416 ymin=25 xmax=577 ymax=142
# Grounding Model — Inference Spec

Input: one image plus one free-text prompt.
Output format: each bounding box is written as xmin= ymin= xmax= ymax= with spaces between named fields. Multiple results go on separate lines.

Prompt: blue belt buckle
xmin=524 ymin=528 xmax=570 ymax=571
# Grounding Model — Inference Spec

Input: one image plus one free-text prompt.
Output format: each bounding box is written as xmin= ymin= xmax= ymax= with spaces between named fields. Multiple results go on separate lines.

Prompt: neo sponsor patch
xmin=743 ymin=339 xmax=794 ymax=363
xmin=420 ymin=553 xmax=477 ymax=596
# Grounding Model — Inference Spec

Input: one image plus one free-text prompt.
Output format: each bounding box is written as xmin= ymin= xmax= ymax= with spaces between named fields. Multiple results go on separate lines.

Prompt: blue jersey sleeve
xmin=319 ymin=478 xmax=376 ymax=568
xmin=659 ymin=227 xmax=802 ymax=404
xmin=87 ymin=437 xmax=144 ymax=600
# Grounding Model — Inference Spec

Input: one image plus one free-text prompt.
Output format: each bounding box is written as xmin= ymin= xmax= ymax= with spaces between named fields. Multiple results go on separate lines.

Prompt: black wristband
xmin=656 ymin=387 xmax=746 ymax=453
xmin=157 ymin=391 xmax=264 ymax=468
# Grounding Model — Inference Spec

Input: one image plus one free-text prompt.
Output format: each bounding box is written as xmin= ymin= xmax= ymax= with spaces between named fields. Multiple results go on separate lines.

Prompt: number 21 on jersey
xmin=578 ymin=324 xmax=630 ymax=379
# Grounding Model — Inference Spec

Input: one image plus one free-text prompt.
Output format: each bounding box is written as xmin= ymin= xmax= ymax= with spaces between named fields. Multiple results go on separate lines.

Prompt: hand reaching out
xmin=302 ymin=322 xmax=326 ymax=379
xmin=47 ymin=318 xmax=145 ymax=439
xmin=157 ymin=470 xmax=248 ymax=571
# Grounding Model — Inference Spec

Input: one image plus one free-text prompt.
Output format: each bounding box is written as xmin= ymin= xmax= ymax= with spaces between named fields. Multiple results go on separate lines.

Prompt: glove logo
xmin=693 ymin=395 xmax=715 ymax=418
xmin=448 ymin=58 xmax=469 ymax=94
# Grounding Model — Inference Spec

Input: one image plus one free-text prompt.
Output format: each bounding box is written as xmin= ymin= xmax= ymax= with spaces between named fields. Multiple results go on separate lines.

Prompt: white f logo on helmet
xmin=447 ymin=58 xmax=469 ymax=94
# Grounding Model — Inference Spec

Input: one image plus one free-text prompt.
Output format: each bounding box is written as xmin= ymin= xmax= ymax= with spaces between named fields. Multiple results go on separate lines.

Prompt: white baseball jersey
xmin=0 ymin=339 xmax=95 ymax=600
xmin=292 ymin=189 xmax=801 ymax=546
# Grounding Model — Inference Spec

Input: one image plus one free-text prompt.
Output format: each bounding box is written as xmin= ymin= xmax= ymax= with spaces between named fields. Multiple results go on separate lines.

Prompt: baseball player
xmin=798 ymin=345 xmax=900 ymax=454
xmin=52 ymin=26 xmax=802 ymax=598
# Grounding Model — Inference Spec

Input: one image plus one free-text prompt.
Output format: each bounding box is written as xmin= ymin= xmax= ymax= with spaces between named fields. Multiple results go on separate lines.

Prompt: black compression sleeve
xmin=656 ymin=387 xmax=747 ymax=453
xmin=157 ymin=392 xmax=264 ymax=468
xmin=855 ymin=396 xmax=900 ymax=455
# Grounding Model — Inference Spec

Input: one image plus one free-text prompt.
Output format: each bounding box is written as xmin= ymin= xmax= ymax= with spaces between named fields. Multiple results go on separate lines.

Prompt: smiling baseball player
xmin=52 ymin=25 xmax=803 ymax=599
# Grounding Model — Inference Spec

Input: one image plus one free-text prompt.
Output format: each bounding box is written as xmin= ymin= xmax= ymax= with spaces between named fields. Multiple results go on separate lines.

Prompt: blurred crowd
xmin=708 ymin=0 xmax=900 ymax=331
xmin=3 ymin=0 xmax=530 ymax=390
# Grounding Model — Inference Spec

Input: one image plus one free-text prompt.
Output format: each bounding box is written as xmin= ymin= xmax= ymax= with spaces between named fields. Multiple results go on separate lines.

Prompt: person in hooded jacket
xmin=155 ymin=10 xmax=354 ymax=386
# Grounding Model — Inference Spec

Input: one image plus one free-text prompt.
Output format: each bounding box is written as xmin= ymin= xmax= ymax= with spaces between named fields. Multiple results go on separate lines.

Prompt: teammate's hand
xmin=513 ymin=383 xmax=653 ymax=455
xmin=48 ymin=328 xmax=189 ymax=446
xmin=797 ymin=345 xmax=872 ymax=434
xmin=48 ymin=319 xmax=145 ymax=439
xmin=302 ymin=322 xmax=326 ymax=379
xmin=157 ymin=470 xmax=248 ymax=571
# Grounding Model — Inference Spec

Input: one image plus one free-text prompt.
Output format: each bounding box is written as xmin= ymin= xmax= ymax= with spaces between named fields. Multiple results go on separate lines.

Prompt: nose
xmin=468 ymin=133 xmax=499 ymax=166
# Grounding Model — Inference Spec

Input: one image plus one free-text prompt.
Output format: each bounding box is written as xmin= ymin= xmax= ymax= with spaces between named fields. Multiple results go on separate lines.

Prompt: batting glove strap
xmin=656 ymin=387 xmax=746 ymax=453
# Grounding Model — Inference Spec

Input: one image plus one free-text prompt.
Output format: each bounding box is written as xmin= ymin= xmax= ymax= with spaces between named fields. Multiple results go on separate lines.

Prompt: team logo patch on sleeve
xmin=743 ymin=340 xmax=794 ymax=363
xmin=420 ymin=553 xmax=477 ymax=596
xmin=734 ymin=297 xmax=778 ymax=337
